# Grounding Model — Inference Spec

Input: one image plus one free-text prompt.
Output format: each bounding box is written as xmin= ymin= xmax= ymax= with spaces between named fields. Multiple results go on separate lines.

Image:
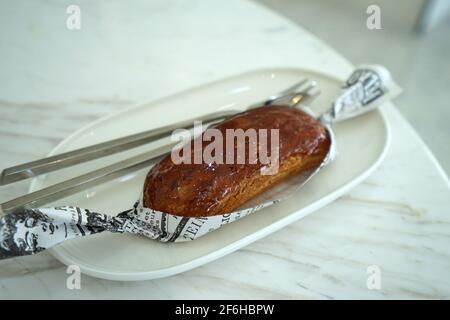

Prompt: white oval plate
xmin=29 ymin=68 xmax=390 ymax=281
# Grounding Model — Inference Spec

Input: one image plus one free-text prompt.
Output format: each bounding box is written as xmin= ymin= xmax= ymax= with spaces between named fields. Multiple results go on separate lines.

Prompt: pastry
xmin=143 ymin=105 xmax=330 ymax=217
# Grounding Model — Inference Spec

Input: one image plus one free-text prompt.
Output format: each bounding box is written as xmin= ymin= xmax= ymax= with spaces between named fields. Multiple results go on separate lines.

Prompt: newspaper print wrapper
xmin=0 ymin=65 xmax=401 ymax=261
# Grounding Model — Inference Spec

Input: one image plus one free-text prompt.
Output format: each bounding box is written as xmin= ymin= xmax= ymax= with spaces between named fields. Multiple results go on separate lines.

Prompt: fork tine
xmin=264 ymin=79 xmax=319 ymax=107
xmin=264 ymin=78 xmax=310 ymax=105
xmin=295 ymin=87 xmax=321 ymax=107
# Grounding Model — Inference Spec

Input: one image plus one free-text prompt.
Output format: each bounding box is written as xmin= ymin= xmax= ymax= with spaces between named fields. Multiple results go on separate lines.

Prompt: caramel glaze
xmin=143 ymin=105 xmax=330 ymax=217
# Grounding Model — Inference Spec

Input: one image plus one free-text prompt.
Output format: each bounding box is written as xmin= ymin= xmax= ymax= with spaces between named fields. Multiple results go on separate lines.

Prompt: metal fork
xmin=0 ymin=79 xmax=319 ymax=214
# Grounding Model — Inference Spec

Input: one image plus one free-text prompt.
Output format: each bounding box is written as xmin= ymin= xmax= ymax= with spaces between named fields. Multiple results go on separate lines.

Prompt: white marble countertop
xmin=0 ymin=0 xmax=449 ymax=299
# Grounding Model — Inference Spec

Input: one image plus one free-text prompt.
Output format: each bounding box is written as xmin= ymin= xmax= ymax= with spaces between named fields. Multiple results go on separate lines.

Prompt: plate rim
xmin=29 ymin=67 xmax=391 ymax=281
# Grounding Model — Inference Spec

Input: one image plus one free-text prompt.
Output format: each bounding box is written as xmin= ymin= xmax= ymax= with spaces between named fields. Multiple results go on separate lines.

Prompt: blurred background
xmin=255 ymin=0 xmax=450 ymax=174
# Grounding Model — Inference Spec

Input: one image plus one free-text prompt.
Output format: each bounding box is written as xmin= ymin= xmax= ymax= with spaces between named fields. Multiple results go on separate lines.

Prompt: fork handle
xmin=0 ymin=110 xmax=235 ymax=186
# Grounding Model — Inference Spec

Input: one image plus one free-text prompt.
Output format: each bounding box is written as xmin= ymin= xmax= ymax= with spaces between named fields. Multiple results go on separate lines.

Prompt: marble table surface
xmin=0 ymin=0 xmax=449 ymax=299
